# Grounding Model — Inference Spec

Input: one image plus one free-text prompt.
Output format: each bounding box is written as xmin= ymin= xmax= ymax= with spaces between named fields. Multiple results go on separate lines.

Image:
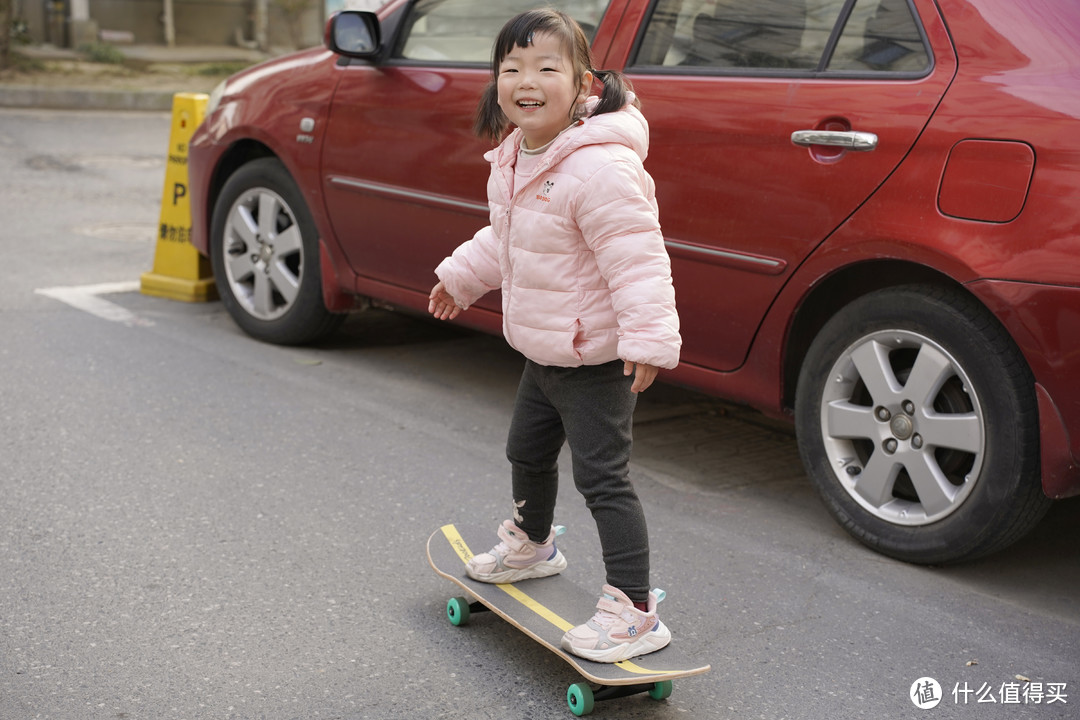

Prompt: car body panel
xmin=320 ymin=63 xmax=496 ymax=311
xmin=189 ymin=48 xmax=344 ymax=257
xmin=622 ymin=71 xmax=956 ymax=371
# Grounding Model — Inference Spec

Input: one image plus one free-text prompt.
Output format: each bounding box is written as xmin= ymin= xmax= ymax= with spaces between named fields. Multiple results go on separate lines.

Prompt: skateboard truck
xmin=568 ymin=678 xmax=673 ymax=716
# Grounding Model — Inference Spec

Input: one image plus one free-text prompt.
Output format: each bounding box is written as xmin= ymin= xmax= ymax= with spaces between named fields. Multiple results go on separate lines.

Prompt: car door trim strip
xmin=328 ymin=175 xmax=489 ymax=215
xmin=330 ymin=175 xmax=786 ymax=275
xmin=664 ymin=239 xmax=787 ymax=275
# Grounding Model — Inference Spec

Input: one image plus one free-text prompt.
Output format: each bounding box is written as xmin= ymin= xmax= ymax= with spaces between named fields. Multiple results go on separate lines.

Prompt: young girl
xmin=428 ymin=8 xmax=681 ymax=663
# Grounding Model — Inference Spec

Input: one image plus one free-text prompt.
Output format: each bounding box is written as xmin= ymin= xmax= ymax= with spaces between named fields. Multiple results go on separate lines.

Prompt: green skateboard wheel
xmin=649 ymin=679 xmax=674 ymax=700
xmin=446 ymin=596 xmax=471 ymax=626
xmin=567 ymin=682 xmax=595 ymax=716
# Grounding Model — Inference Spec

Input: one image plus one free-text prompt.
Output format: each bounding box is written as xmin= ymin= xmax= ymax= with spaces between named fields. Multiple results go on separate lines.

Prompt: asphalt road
xmin=1 ymin=108 xmax=1077 ymax=719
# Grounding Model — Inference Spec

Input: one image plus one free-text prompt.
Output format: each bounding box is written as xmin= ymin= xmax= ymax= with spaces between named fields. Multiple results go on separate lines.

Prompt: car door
xmin=320 ymin=0 xmax=618 ymax=312
xmin=607 ymin=0 xmax=956 ymax=372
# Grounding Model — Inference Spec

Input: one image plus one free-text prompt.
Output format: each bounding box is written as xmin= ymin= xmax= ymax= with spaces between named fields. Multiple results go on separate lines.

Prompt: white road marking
xmin=35 ymin=280 xmax=153 ymax=327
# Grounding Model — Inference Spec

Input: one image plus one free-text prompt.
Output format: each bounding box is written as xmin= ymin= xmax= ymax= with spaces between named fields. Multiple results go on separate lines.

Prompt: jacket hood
xmin=488 ymin=94 xmax=650 ymax=172
xmin=575 ymin=93 xmax=650 ymax=162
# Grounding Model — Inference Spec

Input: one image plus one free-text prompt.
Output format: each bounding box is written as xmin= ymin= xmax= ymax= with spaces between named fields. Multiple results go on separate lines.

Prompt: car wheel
xmin=795 ymin=284 xmax=1050 ymax=564
xmin=210 ymin=157 xmax=344 ymax=345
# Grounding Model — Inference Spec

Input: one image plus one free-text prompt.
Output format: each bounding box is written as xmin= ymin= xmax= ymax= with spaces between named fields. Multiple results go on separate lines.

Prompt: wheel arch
xmin=205 ymin=142 xmax=359 ymax=315
xmin=781 ymin=261 xmax=980 ymax=413
xmin=204 ymin=140 xmax=277 ymax=244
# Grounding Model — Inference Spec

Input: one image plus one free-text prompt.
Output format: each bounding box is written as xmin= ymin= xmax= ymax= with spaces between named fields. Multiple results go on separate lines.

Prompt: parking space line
xmin=35 ymin=280 xmax=153 ymax=327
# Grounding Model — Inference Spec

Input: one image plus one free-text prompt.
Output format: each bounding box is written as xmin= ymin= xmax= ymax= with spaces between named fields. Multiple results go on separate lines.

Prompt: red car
xmin=188 ymin=0 xmax=1080 ymax=564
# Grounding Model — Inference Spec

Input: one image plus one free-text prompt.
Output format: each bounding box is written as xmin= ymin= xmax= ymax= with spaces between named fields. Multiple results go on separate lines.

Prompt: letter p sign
xmin=173 ymin=182 xmax=187 ymax=206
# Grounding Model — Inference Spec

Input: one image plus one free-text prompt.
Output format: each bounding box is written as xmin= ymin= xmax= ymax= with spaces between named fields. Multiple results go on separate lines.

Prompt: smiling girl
xmin=428 ymin=8 xmax=681 ymax=663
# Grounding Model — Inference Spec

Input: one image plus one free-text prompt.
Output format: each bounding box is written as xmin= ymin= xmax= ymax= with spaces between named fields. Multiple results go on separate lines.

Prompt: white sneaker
xmin=465 ymin=520 xmax=567 ymax=583
xmin=561 ymin=585 xmax=671 ymax=663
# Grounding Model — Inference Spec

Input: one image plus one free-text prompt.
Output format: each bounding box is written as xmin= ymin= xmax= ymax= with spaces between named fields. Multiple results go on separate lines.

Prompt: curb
xmin=2 ymin=43 xmax=260 ymax=112
xmin=0 ymin=85 xmax=176 ymax=111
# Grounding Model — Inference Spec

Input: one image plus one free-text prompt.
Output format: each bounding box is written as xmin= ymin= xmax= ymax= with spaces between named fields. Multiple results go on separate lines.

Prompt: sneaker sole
xmin=561 ymin=621 xmax=672 ymax=663
xmin=465 ymin=551 xmax=567 ymax=584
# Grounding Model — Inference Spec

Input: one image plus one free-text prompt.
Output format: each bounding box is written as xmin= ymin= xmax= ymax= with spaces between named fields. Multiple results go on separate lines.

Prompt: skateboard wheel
xmin=649 ymin=680 xmax=674 ymax=700
xmin=446 ymin=596 xmax=471 ymax=626
xmin=567 ymin=683 xmax=594 ymax=716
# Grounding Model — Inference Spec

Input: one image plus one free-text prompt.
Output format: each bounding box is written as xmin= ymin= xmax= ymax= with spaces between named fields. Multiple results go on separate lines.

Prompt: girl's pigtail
xmin=590 ymin=69 xmax=640 ymax=117
xmin=474 ymin=81 xmax=507 ymax=142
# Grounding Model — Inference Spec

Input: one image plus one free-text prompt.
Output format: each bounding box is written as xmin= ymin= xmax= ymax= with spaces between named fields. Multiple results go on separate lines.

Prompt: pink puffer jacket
xmin=435 ymin=99 xmax=681 ymax=369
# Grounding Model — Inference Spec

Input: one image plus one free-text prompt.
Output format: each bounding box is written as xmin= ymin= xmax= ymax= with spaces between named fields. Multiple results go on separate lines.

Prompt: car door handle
xmin=791 ymin=130 xmax=878 ymax=151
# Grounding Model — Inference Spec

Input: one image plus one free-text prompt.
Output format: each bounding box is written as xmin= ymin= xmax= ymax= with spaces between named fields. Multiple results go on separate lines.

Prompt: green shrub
xmin=9 ymin=52 xmax=46 ymax=72
xmin=188 ymin=61 xmax=252 ymax=77
xmin=78 ymin=42 xmax=126 ymax=65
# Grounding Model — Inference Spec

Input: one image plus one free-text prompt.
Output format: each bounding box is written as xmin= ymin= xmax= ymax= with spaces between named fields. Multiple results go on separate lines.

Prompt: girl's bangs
xmin=492 ymin=12 xmax=574 ymax=69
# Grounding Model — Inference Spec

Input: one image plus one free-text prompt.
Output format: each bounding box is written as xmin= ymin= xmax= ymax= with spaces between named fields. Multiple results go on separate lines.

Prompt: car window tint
xmin=397 ymin=0 xmax=610 ymax=63
xmin=826 ymin=0 xmax=930 ymax=72
xmin=636 ymin=0 xmax=845 ymax=70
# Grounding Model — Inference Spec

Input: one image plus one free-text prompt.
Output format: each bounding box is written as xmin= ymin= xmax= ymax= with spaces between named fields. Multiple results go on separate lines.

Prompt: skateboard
xmin=427 ymin=523 xmax=711 ymax=716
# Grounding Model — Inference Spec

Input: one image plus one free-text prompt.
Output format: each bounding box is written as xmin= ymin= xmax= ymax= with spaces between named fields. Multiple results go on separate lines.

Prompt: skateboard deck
xmin=427 ymin=523 xmax=711 ymax=715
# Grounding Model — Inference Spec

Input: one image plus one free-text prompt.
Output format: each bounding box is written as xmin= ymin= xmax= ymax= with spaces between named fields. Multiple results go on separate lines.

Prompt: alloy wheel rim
xmin=222 ymin=187 xmax=304 ymax=321
xmin=819 ymin=329 xmax=985 ymax=526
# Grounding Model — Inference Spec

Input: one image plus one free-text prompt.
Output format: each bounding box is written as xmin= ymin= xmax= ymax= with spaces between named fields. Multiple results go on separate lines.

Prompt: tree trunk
xmin=255 ymin=0 xmax=269 ymax=51
xmin=163 ymin=0 xmax=175 ymax=47
xmin=0 ymin=0 xmax=11 ymax=72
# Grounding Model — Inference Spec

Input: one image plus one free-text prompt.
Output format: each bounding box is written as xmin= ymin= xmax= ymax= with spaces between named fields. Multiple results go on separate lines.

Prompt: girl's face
xmin=496 ymin=31 xmax=591 ymax=149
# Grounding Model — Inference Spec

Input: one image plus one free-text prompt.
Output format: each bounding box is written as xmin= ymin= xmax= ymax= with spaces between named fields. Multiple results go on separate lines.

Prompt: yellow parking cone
xmin=140 ymin=92 xmax=218 ymax=303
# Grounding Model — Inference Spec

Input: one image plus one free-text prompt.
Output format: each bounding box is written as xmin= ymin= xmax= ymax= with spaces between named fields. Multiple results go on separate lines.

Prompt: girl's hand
xmin=428 ymin=282 xmax=462 ymax=320
xmin=623 ymin=361 xmax=659 ymax=393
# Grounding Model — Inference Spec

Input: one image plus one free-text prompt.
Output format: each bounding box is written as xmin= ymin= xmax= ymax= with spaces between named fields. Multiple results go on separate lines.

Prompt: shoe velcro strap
xmin=596 ymin=597 xmax=625 ymax=614
xmin=497 ymin=523 xmax=527 ymax=551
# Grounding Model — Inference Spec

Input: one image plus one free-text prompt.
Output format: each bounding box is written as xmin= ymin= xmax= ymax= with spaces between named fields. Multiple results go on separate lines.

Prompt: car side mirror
xmin=326 ymin=10 xmax=380 ymax=58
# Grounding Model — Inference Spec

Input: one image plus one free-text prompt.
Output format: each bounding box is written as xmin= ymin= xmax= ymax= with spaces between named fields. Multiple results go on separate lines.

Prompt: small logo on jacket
xmin=536 ymin=179 xmax=555 ymax=203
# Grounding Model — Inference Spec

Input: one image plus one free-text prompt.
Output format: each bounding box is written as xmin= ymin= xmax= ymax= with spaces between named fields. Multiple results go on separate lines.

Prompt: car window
xmin=826 ymin=0 xmax=929 ymax=72
xmin=634 ymin=0 xmax=929 ymax=74
xmin=397 ymin=0 xmax=611 ymax=63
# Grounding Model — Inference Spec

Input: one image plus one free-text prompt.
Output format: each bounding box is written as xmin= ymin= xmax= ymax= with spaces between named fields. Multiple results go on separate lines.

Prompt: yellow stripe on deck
xmin=615 ymin=659 xmax=674 ymax=675
xmin=438 ymin=524 xmax=679 ymax=676
xmin=497 ymin=583 xmax=575 ymax=632
xmin=441 ymin=524 xmax=475 ymax=564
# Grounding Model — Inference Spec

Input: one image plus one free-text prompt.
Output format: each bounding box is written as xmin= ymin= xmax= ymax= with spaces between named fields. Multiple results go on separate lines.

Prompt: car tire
xmin=795 ymin=284 xmax=1051 ymax=564
xmin=210 ymin=157 xmax=344 ymax=345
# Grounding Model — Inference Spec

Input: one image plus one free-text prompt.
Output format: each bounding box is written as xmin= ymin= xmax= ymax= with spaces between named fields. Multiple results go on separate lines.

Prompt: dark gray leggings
xmin=506 ymin=359 xmax=650 ymax=602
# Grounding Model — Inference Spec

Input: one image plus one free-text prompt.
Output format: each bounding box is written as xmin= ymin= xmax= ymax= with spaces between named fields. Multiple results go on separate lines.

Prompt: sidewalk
xmin=0 ymin=43 xmax=273 ymax=111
